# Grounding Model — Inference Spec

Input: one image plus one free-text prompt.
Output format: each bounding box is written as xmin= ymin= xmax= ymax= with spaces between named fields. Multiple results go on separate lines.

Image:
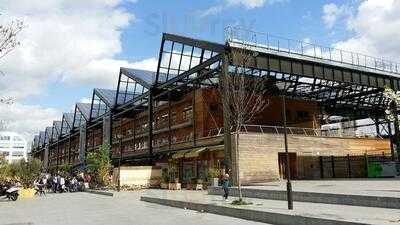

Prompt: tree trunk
xmin=236 ymin=128 xmax=243 ymax=200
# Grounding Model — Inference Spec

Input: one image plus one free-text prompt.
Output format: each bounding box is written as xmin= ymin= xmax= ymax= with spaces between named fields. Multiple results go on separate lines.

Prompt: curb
xmin=208 ymin=187 xmax=400 ymax=209
xmin=85 ymin=189 xmax=114 ymax=197
xmin=140 ymin=196 xmax=367 ymax=225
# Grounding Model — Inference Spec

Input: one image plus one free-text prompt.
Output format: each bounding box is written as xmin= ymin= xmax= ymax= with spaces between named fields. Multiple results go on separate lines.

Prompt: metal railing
xmin=206 ymin=124 xmax=383 ymax=139
xmin=225 ymin=26 xmax=400 ymax=75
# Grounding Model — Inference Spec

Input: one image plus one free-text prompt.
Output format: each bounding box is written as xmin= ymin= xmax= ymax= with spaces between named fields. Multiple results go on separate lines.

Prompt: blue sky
xmin=23 ymin=0 xmax=352 ymax=111
xmin=2 ymin=0 xmax=399 ymax=139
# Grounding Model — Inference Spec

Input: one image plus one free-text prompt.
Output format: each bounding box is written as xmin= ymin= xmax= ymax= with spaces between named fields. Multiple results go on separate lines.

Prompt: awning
xmin=171 ymin=145 xmax=224 ymax=159
xmin=184 ymin=147 xmax=207 ymax=158
xmin=206 ymin=145 xmax=224 ymax=152
xmin=171 ymin=150 xmax=191 ymax=159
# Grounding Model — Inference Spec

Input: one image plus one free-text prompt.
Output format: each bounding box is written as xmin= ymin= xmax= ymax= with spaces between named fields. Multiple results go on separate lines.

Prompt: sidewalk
xmin=141 ymin=190 xmax=400 ymax=225
xmin=245 ymin=179 xmax=400 ymax=198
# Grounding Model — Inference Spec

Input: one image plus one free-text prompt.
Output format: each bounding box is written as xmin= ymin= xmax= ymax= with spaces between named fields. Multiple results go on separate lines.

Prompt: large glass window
xmin=182 ymin=106 xmax=193 ymax=121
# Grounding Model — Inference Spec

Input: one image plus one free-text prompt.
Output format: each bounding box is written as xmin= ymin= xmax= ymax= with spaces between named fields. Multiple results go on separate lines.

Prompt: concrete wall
xmin=113 ymin=166 xmax=161 ymax=187
xmin=233 ymin=133 xmax=390 ymax=184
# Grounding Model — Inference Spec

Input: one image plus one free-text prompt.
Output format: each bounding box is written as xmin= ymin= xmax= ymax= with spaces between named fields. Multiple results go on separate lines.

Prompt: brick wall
xmin=232 ymin=133 xmax=390 ymax=184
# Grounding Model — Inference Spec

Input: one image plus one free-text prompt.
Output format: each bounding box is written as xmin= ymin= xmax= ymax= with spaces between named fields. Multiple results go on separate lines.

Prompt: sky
xmin=0 ymin=0 xmax=399 ymax=143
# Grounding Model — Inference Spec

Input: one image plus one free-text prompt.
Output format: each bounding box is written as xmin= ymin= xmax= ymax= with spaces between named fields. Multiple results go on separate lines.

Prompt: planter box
xmin=19 ymin=188 xmax=36 ymax=199
xmin=168 ymin=183 xmax=181 ymax=190
xmin=160 ymin=183 xmax=168 ymax=189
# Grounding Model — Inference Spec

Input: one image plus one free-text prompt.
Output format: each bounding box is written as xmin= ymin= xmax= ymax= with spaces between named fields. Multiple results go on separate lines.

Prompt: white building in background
xmin=0 ymin=131 xmax=28 ymax=163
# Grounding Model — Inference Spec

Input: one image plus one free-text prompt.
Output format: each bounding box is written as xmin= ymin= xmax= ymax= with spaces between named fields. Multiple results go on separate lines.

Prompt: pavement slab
xmin=0 ymin=192 xmax=269 ymax=225
xmin=141 ymin=190 xmax=400 ymax=225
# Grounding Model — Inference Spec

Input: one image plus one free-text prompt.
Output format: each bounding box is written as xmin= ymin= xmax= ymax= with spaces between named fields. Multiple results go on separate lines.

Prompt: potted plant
xmin=207 ymin=168 xmax=220 ymax=187
xmin=168 ymin=167 xmax=181 ymax=190
xmin=186 ymin=177 xmax=197 ymax=190
xmin=160 ymin=168 xmax=169 ymax=189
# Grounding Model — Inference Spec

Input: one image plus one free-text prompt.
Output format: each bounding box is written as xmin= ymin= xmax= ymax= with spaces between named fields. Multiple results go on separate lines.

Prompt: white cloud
xmin=79 ymin=97 xmax=92 ymax=104
xmin=0 ymin=0 xmax=159 ymax=142
xmin=332 ymin=0 xmax=400 ymax=60
xmin=200 ymin=0 xmax=285 ymax=17
xmin=0 ymin=103 xmax=60 ymax=142
xmin=226 ymin=0 xmax=268 ymax=9
xmin=0 ymin=0 xmax=146 ymax=100
xmin=322 ymin=3 xmax=352 ymax=29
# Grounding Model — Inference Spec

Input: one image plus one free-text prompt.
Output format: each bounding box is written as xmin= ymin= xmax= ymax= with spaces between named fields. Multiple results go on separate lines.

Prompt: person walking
xmin=222 ymin=173 xmax=230 ymax=201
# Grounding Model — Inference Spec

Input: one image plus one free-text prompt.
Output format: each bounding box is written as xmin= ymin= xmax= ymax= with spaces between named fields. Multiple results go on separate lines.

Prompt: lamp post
xmin=277 ymin=82 xmax=293 ymax=210
xmin=116 ymin=134 xmax=123 ymax=192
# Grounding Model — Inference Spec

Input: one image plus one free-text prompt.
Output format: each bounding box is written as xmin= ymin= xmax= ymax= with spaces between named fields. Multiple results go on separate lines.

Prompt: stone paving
xmin=0 ymin=192 xmax=268 ymax=225
xmin=246 ymin=178 xmax=400 ymax=197
xmin=142 ymin=190 xmax=400 ymax=225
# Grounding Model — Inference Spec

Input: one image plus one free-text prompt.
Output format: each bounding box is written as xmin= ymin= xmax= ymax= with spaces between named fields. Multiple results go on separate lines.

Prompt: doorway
xmin=278 ymin=152 xmax=298 ymax=179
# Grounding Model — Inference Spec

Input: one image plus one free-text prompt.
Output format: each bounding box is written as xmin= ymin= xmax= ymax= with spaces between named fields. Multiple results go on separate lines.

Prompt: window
xmin=12 ymin=151 xmax=24 ymax=157
xmin=297 ymin=111 xmax=309 ymax=120
xmin=182 ymin=106 xmax=193 ymax=121
xmin=13 ymin=136 xmax=23 ymax=141
xmin=171 ymin=112 xmax=177 ymax=124
xmin=209 ymin=103 xmax=219 ymax=113
xmin=0 ymin=136 xmax=10 ymax=141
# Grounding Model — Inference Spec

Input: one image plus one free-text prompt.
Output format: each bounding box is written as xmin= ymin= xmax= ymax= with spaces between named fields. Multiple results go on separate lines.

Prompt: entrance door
xmin=278 ymin=152 xmax=297 ymax=179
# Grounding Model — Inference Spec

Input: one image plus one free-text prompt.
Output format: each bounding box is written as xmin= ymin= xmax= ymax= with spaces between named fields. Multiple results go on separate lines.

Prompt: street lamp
xmin=276 ymin=82 xmax=293 ymax=210
xmin=116 ymin=134 xmax=123 ymax=192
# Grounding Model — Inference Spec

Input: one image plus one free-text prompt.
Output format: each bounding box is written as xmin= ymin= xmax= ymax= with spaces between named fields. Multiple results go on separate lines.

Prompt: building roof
xmin=120 ymin=68 xmax=156 ymax=89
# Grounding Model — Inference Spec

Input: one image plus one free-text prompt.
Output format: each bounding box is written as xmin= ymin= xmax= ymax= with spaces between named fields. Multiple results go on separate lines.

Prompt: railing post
xmin=347 ymin=154 xmax=352 ymax=178
xmin=331 ymin=155 xmax=336 ymax=178
xmin=319 ymin=156 xmax=324 ymax=179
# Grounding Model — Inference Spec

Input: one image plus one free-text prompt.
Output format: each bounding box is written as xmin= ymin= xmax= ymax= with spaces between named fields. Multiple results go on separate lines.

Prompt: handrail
xmin=206 ymin=124 xmax=383 ymax=139
xmin=225 ymin=26 xmax=400 ymax=75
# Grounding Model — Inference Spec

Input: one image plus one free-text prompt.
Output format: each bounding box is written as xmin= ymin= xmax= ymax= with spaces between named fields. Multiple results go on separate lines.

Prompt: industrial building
xmin=31 ymin=28 xmax=398 ymax=185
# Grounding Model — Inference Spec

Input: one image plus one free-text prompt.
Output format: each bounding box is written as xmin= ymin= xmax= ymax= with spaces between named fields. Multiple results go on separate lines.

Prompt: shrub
xmin=86 ymin=144 xmax=112 ymax=187
xmin=59 ymin=163 xmax=72 ymax=175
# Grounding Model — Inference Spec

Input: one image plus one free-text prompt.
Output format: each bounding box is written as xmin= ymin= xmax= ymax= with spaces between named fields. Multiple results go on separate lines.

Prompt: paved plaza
xmin=141 ymin=189 xmax=400 ymax=225
xmin=0 ymin=191 xmax=268 ymax=225
xmin=246 ymin=178 xmax=400 ymax=197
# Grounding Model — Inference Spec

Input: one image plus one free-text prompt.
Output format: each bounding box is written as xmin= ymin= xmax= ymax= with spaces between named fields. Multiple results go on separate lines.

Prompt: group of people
xmin=34 ymin=172 xmax=91 ymax=195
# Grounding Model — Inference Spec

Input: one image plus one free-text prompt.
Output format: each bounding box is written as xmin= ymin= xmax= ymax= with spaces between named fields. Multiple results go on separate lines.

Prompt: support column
xmin=221 ymin=50 xmax=232 ymax=172
xmin=388 ymin=122 xmax=395 ymax=161
xmin=56 ymin=143 xmax=60 ymax=167
xmin=168 ymin=91 xmax=172 ymax=150
xmin=148 ymin=89 xmax=154 ymax=164
xmin=374 ymin=116 xmax=380 ymax=137
xmin=192 ymin=83 xmax=197 ymax=146
xmin=391 ymin=101 xmax=400 ymax=162
xmin=79 ymin=124 xmax=87 ymax=165
xmin=44 ymin=146 xmax=49 ymax=171
xmin=68 ymin=134 xmax=72 ymax=164
xmin=103 ymin=112 xmax=112 ymax=146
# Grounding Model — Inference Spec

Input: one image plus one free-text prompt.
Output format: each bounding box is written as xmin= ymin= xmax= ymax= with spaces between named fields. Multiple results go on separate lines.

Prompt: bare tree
xmin=220 ymin=42 xmax=269 ymax=201
xmin=0 ymin=18 xmax=24 ymax=60
xmin=0 ymin=18 xmax=24 ymax=106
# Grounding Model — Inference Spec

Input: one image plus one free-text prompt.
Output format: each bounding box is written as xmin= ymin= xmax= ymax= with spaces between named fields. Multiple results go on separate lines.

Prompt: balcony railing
xmin=207 ymin=124 xmax=383 ymax=139
xmin=225 ymin=26 xmax=400 ymax=75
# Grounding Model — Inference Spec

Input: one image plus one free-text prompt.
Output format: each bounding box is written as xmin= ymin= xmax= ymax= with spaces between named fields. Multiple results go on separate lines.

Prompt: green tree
xmin=12 ymin=159 xmax=42 ymax=188
xmin=86 ymin=144 xmax=112 ymax=187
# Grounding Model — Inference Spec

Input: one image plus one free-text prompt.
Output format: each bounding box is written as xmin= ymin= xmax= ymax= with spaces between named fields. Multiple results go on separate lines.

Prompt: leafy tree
xmin=86 ymin=144 xmax=112 ymax=187
xmin=12 ymin=159 xmax=42 ymax=188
